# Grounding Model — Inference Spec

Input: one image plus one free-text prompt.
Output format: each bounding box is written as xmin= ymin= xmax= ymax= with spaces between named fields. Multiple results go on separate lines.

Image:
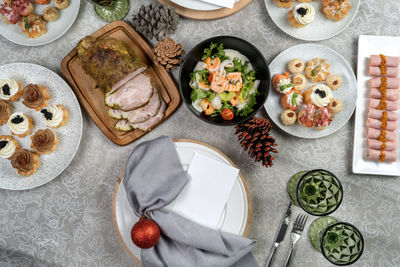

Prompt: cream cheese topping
xmin=41 ymin=105 xmax=63 ymax=127
xmin=0 ymin=139 xmax=16 ymax=159
xmin=286 ymin=91 xmax=303 ymax=106
xmin=0 ymin=79 xmax=19 ymax=100
xmin=7 ymin=112 xmax=30 ymax=135
xmin=294 ymin=3 xmax=315 ymax=25
xmin=277 ymin=79 xmax=293 ymax=94
xmin=311 ymin=84 xmax=333 ymax=107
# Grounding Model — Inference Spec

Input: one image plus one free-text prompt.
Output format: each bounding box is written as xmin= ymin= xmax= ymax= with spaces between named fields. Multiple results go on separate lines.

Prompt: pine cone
xmin=132 ymin=3 xmax=180 ymax=41
xmin=153 ymin=38 xmax=185 ymax=72
xmin=234 ymin=117 xmax=278 ymax=168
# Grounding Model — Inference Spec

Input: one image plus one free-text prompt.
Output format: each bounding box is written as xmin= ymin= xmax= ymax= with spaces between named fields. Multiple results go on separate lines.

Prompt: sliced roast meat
xmin=114 ymin=120 xmax=132 ymax=132
xmin=132 ymin=99 xmax=166 ymax=131
xmin=367 ymin=149 xmax=396 ymax=162
xmin=369 ymin=55 xmax=399 ymax=67
xmin=109 ymin=67 xmax=147 ymax=95
xmin=370 ymin=77 xmax=399 ymax=89
xmin=105 ymin=73 xmax=153 ymax=111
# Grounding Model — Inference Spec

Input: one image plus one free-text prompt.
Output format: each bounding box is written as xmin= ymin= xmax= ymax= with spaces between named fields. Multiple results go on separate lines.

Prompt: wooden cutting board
xmin=61 ymin=21 xmax=181 ymax=146
xmin=158 ymin=0 xmax=252 ymax=20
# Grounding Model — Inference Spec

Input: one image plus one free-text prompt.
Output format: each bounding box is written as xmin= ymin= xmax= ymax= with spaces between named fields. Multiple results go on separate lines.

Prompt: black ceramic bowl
xmin=179 ymin=36 xmax=270 ymax=126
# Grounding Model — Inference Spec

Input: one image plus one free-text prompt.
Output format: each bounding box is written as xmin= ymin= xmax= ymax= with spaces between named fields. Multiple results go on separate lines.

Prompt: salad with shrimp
xmin=189 ymin=43 xmax=260 ymax=121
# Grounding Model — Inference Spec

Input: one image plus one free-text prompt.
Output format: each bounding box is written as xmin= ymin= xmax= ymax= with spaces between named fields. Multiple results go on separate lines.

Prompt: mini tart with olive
xmin=0 ymin=135 xmax=20 ymax=160
xmin=0 ymin=100 xmax=10 ymax=125
xmin=306 ymin=58 xmax=330 ymax=82
xmin=274 ymin=0 xmax=295 ymax=8
xmin=0 ymin=78 xmax=23 ymax=101
xmin=31 ymin=129 xmax=58 ymax=154
xmin=22 ymin=84 xmax=51 ymax=111
xmin=10 ymin=149 xmax=40 ymax=177
xmin=322 ymin=0 xmax=351 ymax=21
xmin=7 ymin=112 xmax=34 ymax=137
xmin=40 ymin=104 xmax=68 ymax=128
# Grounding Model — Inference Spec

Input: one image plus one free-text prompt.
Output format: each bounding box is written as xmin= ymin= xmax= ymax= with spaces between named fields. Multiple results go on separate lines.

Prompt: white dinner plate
xmin=112 ymin=140 xmax=250 ymax=262
xmin=0 ymin=0 xmax=80 ymax=46
xmin=171 ymin=0 xmax=239 ymax=11
xmin=264 ymin=0 xmax=359 ymax=41
xmin=352 ymin=35 xmax=400 ymax=176
xmin=0 ymin=63 xmax=82 ymax=190
xmin=265 ymin=44 xmax=357 ymax=139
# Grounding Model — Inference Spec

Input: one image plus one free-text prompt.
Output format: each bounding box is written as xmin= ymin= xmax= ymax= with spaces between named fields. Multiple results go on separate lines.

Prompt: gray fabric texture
xmin=123 ymin=136 xmax=257 ymax=267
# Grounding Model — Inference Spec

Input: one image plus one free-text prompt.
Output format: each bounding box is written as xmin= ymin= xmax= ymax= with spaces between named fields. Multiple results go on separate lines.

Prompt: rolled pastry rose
xmin=22 ymin=84 xmax=50 ymax=110
xmin=31 ymin=129 xmax=57 ymax=154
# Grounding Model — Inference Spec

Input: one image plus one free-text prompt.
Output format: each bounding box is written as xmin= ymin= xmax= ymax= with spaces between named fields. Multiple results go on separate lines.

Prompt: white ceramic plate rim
xmin=0 ymin=0 xmax=80 ymax=46
xmin=171 ymin=0 xmax=239 ymax=11
xmin=352 ymin=35 xmax=400 ymax=176
xmin=264 ymin=0 xmax=360 ymax=41
xmin=113 ymin=140 xmax=249 ymax=261
xmin=0 ymin=62 xmax=83 ymax=190
xmin=264 ymin=43 xmax=357 ymax=139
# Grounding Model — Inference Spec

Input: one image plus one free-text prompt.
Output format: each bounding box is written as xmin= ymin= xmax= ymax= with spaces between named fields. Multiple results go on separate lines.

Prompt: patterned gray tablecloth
xmin=1 ymin=0 xmax=400 ymax=266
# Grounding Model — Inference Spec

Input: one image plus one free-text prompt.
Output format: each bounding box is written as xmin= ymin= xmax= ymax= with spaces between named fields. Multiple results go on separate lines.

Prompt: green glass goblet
xmin=309 ymin=217 xmax=364 ymax=265
xmin=287 ymin=169 xmax=343 ymax=216
xmin=89 ymin=0 xmax=130 ymax=22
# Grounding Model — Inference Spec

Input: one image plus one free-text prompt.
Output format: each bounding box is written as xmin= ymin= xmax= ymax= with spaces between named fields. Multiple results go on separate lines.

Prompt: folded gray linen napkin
xmin=123 ymin=136 xmax=257 ymax=267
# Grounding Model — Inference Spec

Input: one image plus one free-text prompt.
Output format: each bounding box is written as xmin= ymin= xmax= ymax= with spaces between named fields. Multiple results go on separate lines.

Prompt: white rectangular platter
xmin=353 ymin=35 xmax=400 ymax=176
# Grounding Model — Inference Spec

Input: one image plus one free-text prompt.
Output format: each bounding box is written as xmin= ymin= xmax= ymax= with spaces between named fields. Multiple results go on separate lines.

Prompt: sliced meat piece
xmin=367 ymin=139 xmax=396 ymax=151
xmin=368 ymin=108 xmax=398 ymax=121
xmin=132 ymin=100 xmax=166 ymax=131
xmin=369 ymin=99 xmax=399 ymax=111
xmin=367 ymin=149 xmax=396 ymax=162
xmin=115 ymin=120 xmax=132 ymax=132
xmin=114 ymin=91 xmax=161 ymax=124
xmin=367 ymin=128 xmax=396 ymax=141
xmin=370 ymin=77 xmax=399 ymax=89
xmin=105 ymin=73 xmax=153 ymax=111
xmin=109 ymin=67 xmax=147 ymax=94
xmin=370 ymin=88 xmax=399 ymax=101
xmin=108 ymin=108 xmax=122 ymax=119
xmin=0 ymin=3 xmax=19 ymax=24
xmin=368 ymin=66 xmax=398 ymax=77
xmin=370 ymin=55 xmax=399 ymax=67
xmin=367 ymin=118 xmax=397 ymax=131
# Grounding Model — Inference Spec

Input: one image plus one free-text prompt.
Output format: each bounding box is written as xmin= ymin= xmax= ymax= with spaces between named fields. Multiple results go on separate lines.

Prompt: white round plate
xmin=171 ymin=0 xmax=239 ymax=11
xmin=264 ymin=0 xmax=360 ymax=41
xmin=113 ymin=140 xmax=249 ymax=262
xmin=0 ymin=0 xmax=80 ymax=46
xmin=0 ymin=63 xmax=82 ymax=190
xmin=264 ymin=44 xmax=357 ymax=139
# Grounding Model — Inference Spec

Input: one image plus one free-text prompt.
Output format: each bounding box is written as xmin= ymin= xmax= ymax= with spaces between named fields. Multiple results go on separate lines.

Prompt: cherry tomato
xmin=221 ymin=108 xmax=234 ymax=121
xmin=208 ymin=73 xmax=214 ymax=83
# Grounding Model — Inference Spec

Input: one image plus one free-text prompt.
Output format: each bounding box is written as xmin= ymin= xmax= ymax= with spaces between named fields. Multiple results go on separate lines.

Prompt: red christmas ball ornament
xmin=131 ymin=216 xmax=160 ymax=249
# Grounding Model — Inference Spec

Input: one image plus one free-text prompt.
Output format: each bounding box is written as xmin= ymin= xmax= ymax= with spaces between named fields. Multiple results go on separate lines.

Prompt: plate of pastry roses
xmin=264 ymin=44 xmax=357 ymax=139
xmin=0 ymin=63 xmax=82 ymax=190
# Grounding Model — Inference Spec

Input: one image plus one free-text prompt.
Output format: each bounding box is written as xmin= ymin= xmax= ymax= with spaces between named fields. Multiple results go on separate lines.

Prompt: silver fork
xmin=284 ymin=213 xmax=308 ymax=267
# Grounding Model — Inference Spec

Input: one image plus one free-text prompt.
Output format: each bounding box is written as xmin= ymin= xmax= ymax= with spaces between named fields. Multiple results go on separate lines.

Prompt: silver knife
xmin=264 ymin=202 xmax=292 ymax=267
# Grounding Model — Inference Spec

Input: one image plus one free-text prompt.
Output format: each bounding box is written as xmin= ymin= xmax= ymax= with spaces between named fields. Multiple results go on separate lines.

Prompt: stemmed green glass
xmin=89 ymin=0 xmax=130 ymax=22
xmin=287 ymin=169 xmax=343 ymax=216
xmin=308 ymin=217 xmax=364 ymax=265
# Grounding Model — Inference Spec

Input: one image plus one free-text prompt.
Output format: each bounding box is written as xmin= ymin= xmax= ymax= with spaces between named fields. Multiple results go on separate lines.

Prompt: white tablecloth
xmin=1 ymin=0 xmax=400 ymax=266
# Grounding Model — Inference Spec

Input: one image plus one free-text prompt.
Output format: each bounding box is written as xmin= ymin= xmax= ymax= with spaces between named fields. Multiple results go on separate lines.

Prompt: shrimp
xmin=200 ymin=99 xmax=214 ymax=115
xmin=205 ymin=57 xmax=221 ymax=72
